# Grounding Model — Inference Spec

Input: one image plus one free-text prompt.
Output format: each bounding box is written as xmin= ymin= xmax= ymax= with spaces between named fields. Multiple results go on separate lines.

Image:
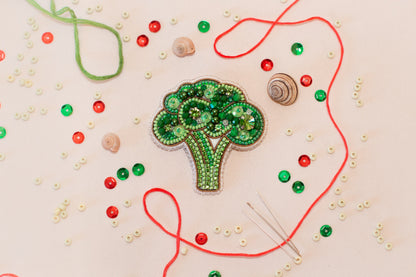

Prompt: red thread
xmin=144 ymin=0 xmax=349 ymax=276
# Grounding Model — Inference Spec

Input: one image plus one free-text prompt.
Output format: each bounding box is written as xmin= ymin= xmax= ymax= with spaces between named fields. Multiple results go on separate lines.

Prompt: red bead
xmin=136 ymin=35 xmax=149 ymax=47
xmin=93 ymin=100 xmax=105 ymax=113
xmin=298 ymin=154 xmax=311 ymax=167
xmin=42 ymin=32 xmax=54 ymax=44
xmin=106 ymin=206 xmax=119 ymax=218
xmin=104 ymin=177 xmax=117 ymax=189
xmin=195 ymin=232 xmax=208 ymax=245
xmin=72 ymin=131 xmax=85 ymax=144
xmin=0 ymin=50 xmax=5 ymax=62
xmin=300 ymin=75 xmax=312 ymax=87
xmin=149 ymin=20 xmax=161 ymax=33
xmin=261 ymin=59 xmax=273 ymax=71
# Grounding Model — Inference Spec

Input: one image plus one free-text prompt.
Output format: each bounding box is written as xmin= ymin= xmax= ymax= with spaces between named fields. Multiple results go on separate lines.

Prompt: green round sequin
xmin=167 ymin=97 xmax=180 ymax=109
xmin=209 ymin=270 xmax=221 ymax=277
xmin=61 ymin=104 xmax=73 ymax=116
xmin=0 ymin=126 xmax=6 ymax=139
xmin=278 ymin=170 xmax=291 ymax=183
xmin=132 ymin=163 xmax=145 ymax=176
xmin=231 ymin=106 xmax=244 ymax=117
xmin=315 ymin=90 xmax=327 ymax=102
xmin=117 ymin=167 xmax=129 ymax=180
xmin=198 ymin=20 xmax=210 ymax=33
xmin=320 ymin=225 xmax=332 ymax=237
xmin=173 ymin=125 xmax=186 ymax=137
xmin=292 ymin=181 xmax=305 ymax=193
xmin=291 ymin=42 xmax=304 ymax=55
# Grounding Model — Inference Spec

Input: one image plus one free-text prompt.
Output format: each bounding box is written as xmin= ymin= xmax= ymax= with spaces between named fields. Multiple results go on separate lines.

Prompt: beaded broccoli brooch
xmin=152 ymin=78 xmax=265 ymax=193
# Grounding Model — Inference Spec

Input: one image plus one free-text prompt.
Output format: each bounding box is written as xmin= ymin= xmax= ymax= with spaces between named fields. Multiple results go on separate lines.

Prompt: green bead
xmin=198 ymin=20 xmax=210 ymax=33
xmin=278 ymin=170 xmax=291 ymax=183
xmin=315 ymin=90 xmax=327 ymax=102
xmin=132 ymin=163 xmax=145 ymax=176
xmin=0 ymin=126 xmax=6 ymax=139
xmin=200 ymin=112 xmax=212 ymax=123
xmin=292 ymin=181 xmax=305 ymax=193
xmin=173 ymin=125 xmax=186 ymax=137
xmin=232 ymin=93 xmax=241 ymax=101
xmin=320 ymin=225 xmax=333 ymax=237
xmin=240 ymin=114 xmax=255 ymax=130
xmin=231 ymin=106 xmax=244 ymax=117
xmin=229 ymin=127 xmax=238 ymax=137
xmin=291 ymin=42 xmax=304 ymax=55
xmin=117 ymin=167 xmax=129 ymax=180
xmin=61 ymin=104 xmax=73 ymax=116
xmin=209 ymin=270 xmax=221 ymax=277
xmin=167 ymin=97 xmax=180 ymax=109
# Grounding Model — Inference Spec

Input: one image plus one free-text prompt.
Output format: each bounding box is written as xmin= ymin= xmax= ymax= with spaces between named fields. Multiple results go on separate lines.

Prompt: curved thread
xmin=26 ymin=0 xmax=124 ymax=81
xmin=146 ymin=0 xmax=349 ymax=276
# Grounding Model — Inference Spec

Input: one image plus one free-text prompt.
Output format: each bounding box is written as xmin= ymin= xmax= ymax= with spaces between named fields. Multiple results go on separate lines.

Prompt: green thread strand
xmin=26 ymin=0 xmax=124 ymax=81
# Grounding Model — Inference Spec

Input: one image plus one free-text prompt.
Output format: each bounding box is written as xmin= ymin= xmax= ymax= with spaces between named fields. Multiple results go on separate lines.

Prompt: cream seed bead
xmin=123 ymin=200 xmax=132 ymax=208
xmin=124 ymin=234 xmax=134 ymax=243
xmin=34 ymin=177 xmax=42 ymax=185
xmin=28 ymin=69 xmax=36 ymax=76
xmin=360 ymin=134 xmax=368 ymax=142
xmin=223 ymin=229 xmax=231 ymax=237
xmin=17 ymin=53 xmax=24 ymax=61
xmin=123 ymin=35 xmax=130 ymax=42
xmin=78 ymin=204 xmax=86 ymax=211
xmin=233 ymin=15 xmax=241 ymax=22
xmin=73 ymin=162 xmax=81 ymax=170
xmin=63 ymin=199 xmax=70 ymax=206
xmin=111 ymin=220 xmax=119 ymax=227
xmin=55 ymin=82 xmax=63 ymax=90
xmin=350 ymin=152 xmax=357 ymax=159
xmin=159 ymin=51 xmax=167 ymax=60
xmin=95 ymin=5 xmax=103 ymax=12
xmin=94 ymin=92 xmax=102 ymax=99
xmin=60 ymin=211 xmax=68 ymax=219
xmin=32 ymin=23 xmax=39 ymax=31
xmin=280 ymin=0 xmax=288 ymax=3
xmin=223 ymin=10 xmax=231 ymax=17
xmin=27 ymin=17 xmax=36 ymax=25
xmin=60 ymin=152 xmax=68 ymax=159
xmin=54 ymin=208 xmax=61 ymax=216
xmin=144 ymin=71 xmax=152 ymax=79
xmin=239 ymin=238 xmax=247 ymax=247
xmin=356 ymin=99 xmax=363 ymax=107
xmin=385 ymin=242 xmax=393 ymax=251
xmin=14 ymin=68 xmax=21 ymax=76
xmin=327 ymin=146 xmax=335 ymax=154
xmin=115 ymin=22 xmax=123 ymax=30
xmin=52 ymin=216 xmax=60 ymax=223
xmin=275 ymin=270 xmax=283 ymax=277
xmin=283 ymin=263 xmax=291 ymax=271
xmin=86 ymin=7 xmax=94 ymax=14
xmin=337 ymin=199 xmax=346 ymax=207
xmin=87 ymin=121 xmax=95 ymax=129
xmin=169 ymin=18 xmax=178 ymax=25
xmin=334 ymin=187 xmax=342 ymax=195
xmin=79 ymin=157 xmax=87 ymax=164
xmin=306 ymin=133 xmax=314 ymax=141
xmin=363 ymin=200 xmax=371 ymax=208
xmin=285 ymin=128 xmax=293 ymax=136
xmin=338 ymin=213 xmax=346 ymax=221
xmin=0 ymin=153 xmax=5 ymax=161
xmin=7 ymin=75 xmax=15 ymax=82
xmin=22 ymin=113 xmax=30 ymax=121
xmin=31 ymin=57 xmax=38 ymax=64
xmin=59 ymin=204 xmax=67 ymax=211
xmin=356 ymin=203 xmax=364 ymax=211
xmin=27 ymin=106 xmax=35 ymax=113
xmin=340 ymin=175 xmax=348 ymax=182
xmin=334 ymin=20 xmax=342 ymax=28
xmin=373 ymin=230 xmax=380 ymax=237
xmin=310 ymin=153 xmax=317 ymax=161
xmin=327 ymin=51 xmax=335 ymax=59
xmin=133 ymin=229 xmax=142 ymax=237
xmin=18 ymin=79 xmax=26 ymax=87
xmin=64 ymin=238 xmax=72 ymax=246
xmin=213 ymin=226 xmax=221 ymax=234
xmin=133 ymin=117 xmax=141 ymax=124
xmin=354 ymin=84 xmax=361 ymax=92
xmin=25 ymin=80 xmax=33 ymax=88
xmin=376 ymin=223 xmax=383 ymax=230
xmin=14 ymin=113 xmax=21 ymax=120
xmin=234 ymin=225 xmax=242 ymax=234
xmin=53 ymin=183 xmax=61 ymax=190
xmin=352 ymin=92 xmax=359 ymax=99
xmin=122 ymin=11 xmax=130 ymax=19
xmin=72 ymin=0 xmax=79 ymax=4
xmin=377 ymin=236 xmax=384 ymax=244
xmin=180 ymin=246 xmax=188 ymax=255
xmin=328 ymin=202 xmax=336 ymax=210
xmin=356 ymin=77 xmax=363 ymax=84
xmin=312 ymin=233 xmax=320 ymax=241
xmin=349 ymin=161 xmax=357 ymax=168
xmin=294 ymin=256 xmax=302 ymax=265
xmin=26 ymin=41 xmax=34 ymax=48
xmin=36 ymin=88 xmax=43 ymax=95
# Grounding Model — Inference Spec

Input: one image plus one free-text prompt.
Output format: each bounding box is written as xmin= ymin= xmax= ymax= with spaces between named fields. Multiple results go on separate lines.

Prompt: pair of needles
xmin=244 ymin=192 xmax=301 ymax=259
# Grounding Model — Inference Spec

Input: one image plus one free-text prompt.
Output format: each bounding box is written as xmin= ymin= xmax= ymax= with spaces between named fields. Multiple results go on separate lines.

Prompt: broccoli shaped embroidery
xmin=152 ymin=78 xmax=265 ymax=192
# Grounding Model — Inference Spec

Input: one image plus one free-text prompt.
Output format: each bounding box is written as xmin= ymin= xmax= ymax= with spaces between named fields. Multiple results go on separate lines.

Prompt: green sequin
xmin=132 ymin=163 xmax=145 ymax=176
xmin=291 ymin=42 xmax=304 ymax=55
xmin=278 ymin=170 xmax=291 ymax=183
xmin=240 ymin=114 xmax=255 ymax=131
xmin=320 ymin=225 xmax=332 ymax=237
xmin=292 ymin=181 xmax=305 ymax=193
xmin=315 ymin=90 xmax=327 ymax=102
xmin=61 ymin=104 xmax=73 ymax=116
xmin=209 ymin=270 xmax=221 ymax=277
xmin=198 ymin=20 xmax=210 ymax=33
xmin=231 ymin=106 xmax=244 ymax=117
xmin=117 ymin=167 xmax=129 ymax=180
xmin=0 ymin=126 xmax=6 ymax=139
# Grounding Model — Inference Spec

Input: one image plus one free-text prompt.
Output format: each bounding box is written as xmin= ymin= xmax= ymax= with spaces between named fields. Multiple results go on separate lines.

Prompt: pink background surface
xmin=0 ymin=0 xmax=414 ymax=276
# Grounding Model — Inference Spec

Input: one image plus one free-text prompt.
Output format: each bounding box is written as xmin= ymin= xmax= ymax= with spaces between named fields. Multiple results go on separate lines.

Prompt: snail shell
xmin=102 ymin=133 xmax=120 ymax=153
xmin=267 ymin=73 xmax=298 ymax=106
xmin=172 ymin=37 xmax=195 ymax=57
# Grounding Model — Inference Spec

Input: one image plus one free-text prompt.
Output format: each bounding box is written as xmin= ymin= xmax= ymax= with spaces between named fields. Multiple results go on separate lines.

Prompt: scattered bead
xmin=159 ymin=51 xmax=167 ymax=60
xmin=292 ymin=181 xmax=305 ymax=194
xmin=21 ymin=112 xmax=30 ymax=121
xmin=233 ymin=15 xmax=241 ymax=22
xmin=124 ymin=234 xmax=133 ymax=243
xmin=285 ymin=128 xmax=293 ymax=136
xmin=122 ymin=35 xmax=130 ymax=42
xmin=334 ymin=20 xmax=342 ymax=28
xmin=328 ymin=202 xmax=336 ymax=210
xmin=373 ymin=230 xmax=380 ymax=237
xmin=72 ymin=131 xmax=85 ymax=144
xmin=53 ymin=183 xmax=61 ymax=190
xmin=95 ymin=5 xmax=103 ymax=12
xmin=354 ymin=84 xmax=361 ymax=92
xmin=94 ymin=92 xmax=102 ymax=100
xmin=111 ymin=220 xmax=119 ymax=227
xmin=180 ymin=246 xmax=188 ymax=255
xmin=356 ymin=203 xmax=364 ymax=211
xmin=60 ymin=152 xmax=68 ymax=159
xmin=291 ymin=42 xmax=303 ymax=55
xmin=234 ymin=226 xmax=242 ymax=234
xmin=73 ymin=163 xmax=81 ymax=170
xmin=79 ymin=157 xmax=87 ymax=164
xmin=72 ymin=0 xmax=79 ymax=4
xmin=340 ymin=175 xmax=348 ymax=182
xmin=133 ymin=117 xmax=141 ymax=124
xmin=239 ymin=238 xmax=247 ymax=247
xmin=363 ymin=200 xmax=371 ymax=208
xmin=260 ymin=59 xmax=273 ymax=71
xmin=315 ymin=90 xmax=327 ymax=102
xmin=376 ymin=223 xmax=383 ymax=230
xmin=356 ymin=77 xmax=363 ymax=84
xmin=64 ymin=239 xmax=72 ymax=246
xmin=312 ymin=233 xmax=320 ymax=241
xmin=34 ymin=177 xmax=42 ymax=185
xmin=14 ymin=113 xmax=21 ymax=119
xmin=87 ymin=121 xmax=95 ymax=129
xmin=60 ymin=211 xmax=68 ymax=219
xmin=275 ymin=270 xmax=283 ymax=277
xmin=121 ymin=11 xmax=129 ymax=19
xmin=0 ymin=153 xmax=5 ymax=161
xmin=133 ymin=229 xmax=142 ymax=237
xmin=195 ymin=232 xmax=208 ymax=245
xmin=106 ymin=206 xmax=119 ymax=219
xmin=294 ymin=256 xmax=302 ymax=265
xmin=338 ymin=213 xmax=346 ymax=221
xmin=198 ymin=20 xmax=210 ymax=33
xmin=36 ymin=88 xmax=43 ymax=95
xmin=117 ymin=168 xmax=129 ymax=180
xmin=23 ymin=32 xmax=30 ymax=39
xmin=104 ymin=177 xmax=117 ymax=189
xmin=283 ymin=263 xmax=291 ymax=271
xmin=14 ymin=68 xmax=21 ymax=76
xmin=356 ymin=99 xmax=363 ymax=107
xmin=42 ymin=32 xmax=54 ymax=44
xmin=306 ymin=133 xmax=314 ymax=142
xmin=349 ymin=161 xmax=357 ymax=168
xmin=223 ymin=10 xmax=231 ymax=17
xmin=278 ymin=170 xmax=291 ymax=183
xmin=27 ymin=106 xmax=35 ymax=113
xmin=115 ymin=22 xmax=123 ymax=30
xmin=334 ymin=187 xmax=342 ymax=195
xmin=132 ymin=163 xmax=145 ymax=176
xmin=352 ymin=92 xmax=359 ymax=99
xmin=280 ymin=0 xmax=288 ymax=3
xmin=377 ymin=236 xmax=384 ymax=244
xmin=52 ymin=216 xmax=60 ymax=223
xmin=123 ymin=200 xmax=132 ymax=208
xmin=32 ymin=23 xmax=39 ymax=31
xmin=25 ymin=80 xmax=33 ymax=88
xmin=144 ymin=71 xmax=152 ymax=79
xmin=18 ymin=79 xmax=25 ymax=87
xmin=31 ymin=57 xmax=39 ymax=64
xmin=170 ymin=18 xmax=178 ymax=25
xmin=136 ymin=35 xmax=149 ymax=47
xmin=223 ymin=229 xmax=231 ymax=237
xmin=350 ymin=152 xmax=357 ymax=159
xmin=320 ymin=225 xmax=333 ymax=237
xmin=300 ymin=75 xmax=312 ymax=87
xmin=28 ymin=69 xmax=36 ymax=76
xmin=86 ymin=7 xmax=94 ymax=14
xmin=26 ymin=41 xmax=34 ymax=48
xmin=7 ymin=75 xmax=15 ymax=82
xmin=298 ymin=154 xmax=311 ymax=167
xmin=385 ymin=242 xmax=393 ymax=251
xmin=63 ymin=199 xmax=70 ymax=206
xmin=78 ymin=204 xmax=86 ymax=212
xmin=327 ymin=51 xmax=335 ymax=59
xmin=209 ymin=270 xmax=222 ymax=277
xmin=17 ymin=53 xmax=24 ymax=61
xmin=360 ymin=134 xmax=368 ymax=142
xmin=93 ymin=100 xmax=105 ymax=113
xmin=149 ymin=20 xmax=161 ymax=33
xmin=55 ymin=82 xmax=63 ymax=90
xmin=337 ymin=199 xmax=346 ymax=207
xmin=27 ymin=17 xmax=36 ymax=25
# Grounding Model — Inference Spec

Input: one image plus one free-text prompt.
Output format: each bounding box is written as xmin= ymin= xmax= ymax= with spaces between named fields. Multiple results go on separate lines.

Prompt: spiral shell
xmin=172 ymin=37 xmax=195 ymax=57
xmin=267 ymin=73 xmax=298 ymax=106
xmin=102 ymin=133 xmax=120 ymax=153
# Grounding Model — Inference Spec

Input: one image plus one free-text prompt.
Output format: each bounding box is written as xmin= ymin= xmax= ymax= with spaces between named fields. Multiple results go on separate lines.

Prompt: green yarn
xmin=26 ymin=0 xmax=124 ymax=81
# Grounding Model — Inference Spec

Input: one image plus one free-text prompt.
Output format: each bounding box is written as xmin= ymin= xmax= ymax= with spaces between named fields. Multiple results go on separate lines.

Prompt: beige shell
xmin=267 ymin=73 xmax=298 ymax=106
xmin=102 ymin=133 xmax=120 ymax=153
xmin=172 ymin=37 xmax=195 ymax=57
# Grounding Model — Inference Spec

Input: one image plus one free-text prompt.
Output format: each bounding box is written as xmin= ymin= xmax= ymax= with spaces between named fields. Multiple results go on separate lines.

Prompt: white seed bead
xmin=34 ymin=177 xmax=42 ymax=185
xmin=310 ymin=153 xmax=317 ymax=161
xmin=223 ymin=10 xmax=231 ymax=17
xmin=14 ymin=68 xmax=21 ymax=76
xmin=159 ymin=51 xmax=167 ymax=60
xmin=377 ymin=236 xmax=384 ymax=244
xmin=63 ymin=199 xmax=70 ymax=206
xmin=338 ymin=213 xmax=346 ymax=221
xmin=340 ymin=175 xmax=348 ymax=182
xmin=360 ymin=134 xmax=368 ymax=142
xmin=355 ymin=77 xmax=363 ymax=84
xmin=233 ymin=15 xmax=240 ymax=22
xmin=275 ymin=270 xmax=283 ymax=277
xmin=213 ymin=226 xmax=221 ymax=234
xmin=327 ymin=146 xmax=335 ymax=154
xmin=354 ymin=84 xmax=361 ymax=92
xmin=25 ymin=80 xmax=33 ymax=88
xmin=55 ymin=82 xmax=63 ymax=90
xmin=356 ymin=99 xmax=363 ymax=107
xmin=72 ymin=0 xmax=79 ymax=4
xmin=373 ymin=230 xmax=380 ymax=237
xmin=294 ymin=256 xmax=302 ymax=265
xmin=73 ymin=162 xmax=81 ymax=170
xmin=376 ymin=223 xmax=383 ymax=230
xmin=28 ymin=69 xmax=36 ymax=76
xmin=337 ymin=199 xmax=346 ymax=207
xmin=223 ymin=229 xmax=231 ymax=237
xmin=352 ymin=92 xmax=359 ymax=99
xmin=285 ymin=128 xmax=293 ymax=136
xmin=180 ymin=246 xmax=188 ymax=255
xmin=53 ymin=183 xmax=61 ymax=190
xmin=111 ymin=220 xmax=119 ymax=227
xmin=52 ymin=216 xmax=60 ymax=223
xmin=280 ymin=0 xmax=288 ymax=3
xmin=31 ymin=57 xmax=38 ymax=64
xmin=239 ymin=238 xmax=247 ymax=247
xmin=60 ymin=211 xmax=68 ymax=219
xmin=328 ymin=202 xmax=336 ymax=210
xmin=94 ymin=92 xmax=102 ymax=99
xmin=123 ymin=200 xmax=132 ymax=208
xmin=27 ymin=17 xmax=36 ymax=25
xmin=349 ymin=161 xmax=357 ymax=168
xmin=87 ymin=121 xmax=95 ymax=129
xmin=79 ymin=157 xmax=87 ymax=164
xmin=144 ymin=71 xmax=152 ymax=79
xmin=115 ymin=22 xmax=123 ymax=30
xmin=133 ymin=229 xmax=142 ymax=237
xmin=170 ymin=18 xmax=178 ymax=25
xmin=58 ymin=204 xmax=67 ymax=211
xmin=356 ymin=203 xmax=364 ymax=211
xmin=21 ymin=113 xmax=30 ymax=121
xmin=123 ymin=35 xmax=130 ymax=42
xmin=306 ymin=133 xmax=314 ymax=142
xmin=27 ymin=105 xmax=35 ymax=113
xmin=32 ymin=23 xmax=39 ymax=31
xmin=54 ymin=208 xmax=61 ymax=216
xmin=17 ymin=53 xmax=24 ymax=61
xmin=19 ymin=79 xmax=25 ymax=87
xmin=124 ymin=234 xmax=134 ymax=243
xmin=0 ymin=153 xmax=5 ymax=161
xmin=133 ymin=117 xmax=141 ymax=124
xmin=86 ymin=7 xmax=94 ymax=14
xmin=334 ymin=187 xmax=342 ymax=195
xmin=283 ymin=263 xmax=291 ymax=271
xmin=64 ymin=239 xmax=72 ymax=246
xmin=350 ymin=152 xmax=357 ymax=159
xmin=36 ymin=88 xmax=43 ymax=95
xmin=95 ymin=5 xmax=103 ymax=12
xmin=385 ymin=242 xmax=393 ymax=251
xmin=78 ymin=204 xmax=86 ymax=211
xmin=7 ymin=75 xmax=15 ymax=82
xmin=327 ymin=51 xmax=335 ymax=59
xmin=363 ymin=200 xmax=371 ymax=208
xmin=312 ymin=233 xmax=320 ymax=241
xmin=122 ymin=11 xmax=130 ymax=19
xmin=234 ymin=225 xmax=242 ymax=234
xmin=60 ymin=152 xmax=68 ymax=159
xmin=14 ymin=112 xmax=21 ymax=120
xmin=334 ymin=20 xmax=342 ymax=28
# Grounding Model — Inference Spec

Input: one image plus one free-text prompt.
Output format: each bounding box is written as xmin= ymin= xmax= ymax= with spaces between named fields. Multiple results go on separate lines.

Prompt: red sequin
xmin=300 ymin=75 xmax=312 ymax=87
xmin=72 ymin=131 xmax=85 ymax=144
xmin=136 ymin=35 xmax=149 ymax=47
xmin=195 ymin=232 xmax=208 ymax=245
xmin=93 ymin=100 xmax=105 ymax=113
xmin=0 ymin=274 xmax=19 ymax=277
xmin=42 ymin=32 xmax=54 ymax=44
xmin=149 ymin=20 xmax=161 ymax=33
xmin=106 ymin=206 xmax=119 ymax=218
xmin=261 ymin=59 xmax=273 ymax=71
xmin=104 ymin=177 xmax=117 ymax=189
xmin=298 ymin=154 xmax=311 ymax=167
xmin=0 ymin=50 xmax=5 ymax=62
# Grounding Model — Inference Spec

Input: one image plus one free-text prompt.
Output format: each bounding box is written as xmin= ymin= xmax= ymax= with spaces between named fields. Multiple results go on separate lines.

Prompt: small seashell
xmin=102 ymin=133 xmax=121 ymax=153
xmin=172 ymin=37 xmax=195 ymax=57
xmin=267 ymin=73 xmax=298 ymax=106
